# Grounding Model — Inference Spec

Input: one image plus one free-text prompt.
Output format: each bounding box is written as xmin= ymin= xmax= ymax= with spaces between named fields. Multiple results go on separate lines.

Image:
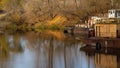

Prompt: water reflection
xmin=0 ymin=31 xmax=120 ymax=68
xmin=0 ymin=35 xmax=9 ymax=59
xmin=95 ymin=54 xmax=117 ymax=68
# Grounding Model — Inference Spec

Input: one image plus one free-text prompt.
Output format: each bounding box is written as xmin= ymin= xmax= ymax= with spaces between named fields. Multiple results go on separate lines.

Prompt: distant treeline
xmin=0 ymin=0 xmax=120 ymax=24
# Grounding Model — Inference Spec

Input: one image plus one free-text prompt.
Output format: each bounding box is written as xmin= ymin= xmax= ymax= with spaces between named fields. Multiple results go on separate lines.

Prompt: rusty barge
xmin=64 ymin=23 xmax=120 ymax=49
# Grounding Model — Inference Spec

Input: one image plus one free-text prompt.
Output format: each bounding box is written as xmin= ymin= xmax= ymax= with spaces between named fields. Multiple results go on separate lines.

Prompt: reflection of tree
xmin=63 ymin=39 xmax=80 ymax=68
xmin=9 ymin=33 xmax=23 ymax=52
xmin=24 ymin=32 xmax=39 ymax=49
xmin=0 ymin=33 xmax=24 ymax=59
xmin=0 ymin=35 xmax=9 ymax=58
xmin=49 ymin=37 xmax=53 ymax=68
xmin=64 ymin=41 xmax=67 ymax=68
xmin=47 ymin=30 xmax=66 ymax=40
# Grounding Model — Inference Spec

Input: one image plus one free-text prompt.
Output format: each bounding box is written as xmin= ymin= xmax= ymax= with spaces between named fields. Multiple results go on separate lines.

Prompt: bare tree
xmin=47 ymin=0 xmax=53 ymax=18
xmin=3 ymin=0 xmax=120 ymax=24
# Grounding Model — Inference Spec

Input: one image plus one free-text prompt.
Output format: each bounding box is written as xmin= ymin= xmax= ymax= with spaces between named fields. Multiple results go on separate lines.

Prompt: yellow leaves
xmin=0 ymin=0 xmax=9 ymax=9
xmin=34 ymin=22 xmax=42 ymax=28
xmin=47 ymin=15 xmax=67 ymax=26
xmin=0 ymin=2 xmax=4 ymax=5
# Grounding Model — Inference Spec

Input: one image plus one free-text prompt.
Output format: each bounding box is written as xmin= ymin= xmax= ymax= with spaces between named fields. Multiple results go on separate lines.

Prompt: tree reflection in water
xmin=0 ymin=31 xmax=120 ymax=68
xmin=0 ymin=35 xmax=9 ymax=59
xmin=0 ymin=33 xmax=23 ymax=60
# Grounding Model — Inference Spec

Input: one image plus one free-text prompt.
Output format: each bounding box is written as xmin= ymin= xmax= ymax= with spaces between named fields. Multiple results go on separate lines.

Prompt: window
xmin=109 ymin=11 xmax=112 ymax=14
xmin=118 ymin=11 xmax=120 ymax=16
xmin=113 ymin=10 xmax=114 ymax=13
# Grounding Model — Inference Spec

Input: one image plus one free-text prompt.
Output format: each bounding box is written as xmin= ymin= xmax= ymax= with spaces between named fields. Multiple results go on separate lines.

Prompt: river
xmin=0 ymin=31 xmax=120 ymax=68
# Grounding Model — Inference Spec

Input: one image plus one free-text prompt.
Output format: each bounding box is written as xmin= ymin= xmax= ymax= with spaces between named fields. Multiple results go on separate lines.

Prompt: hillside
xmin=0 ymin=0 xmax=120 ymax=30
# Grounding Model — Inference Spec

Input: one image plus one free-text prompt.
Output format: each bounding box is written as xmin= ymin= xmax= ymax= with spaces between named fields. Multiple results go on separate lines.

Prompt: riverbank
xmin=0 ymin=21 xmax=66 ymax=34
xmin=2 ymin=14 xmax=78 ymax=32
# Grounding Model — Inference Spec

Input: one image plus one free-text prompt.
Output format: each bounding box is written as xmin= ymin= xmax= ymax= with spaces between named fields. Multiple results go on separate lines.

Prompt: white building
xmin=108 ymin=9 xmax=120 ymax=18
xmin=88 ymin=16 xmax=102 ymax=28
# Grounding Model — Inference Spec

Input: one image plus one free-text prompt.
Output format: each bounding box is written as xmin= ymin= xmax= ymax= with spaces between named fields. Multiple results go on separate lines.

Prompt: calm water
xmin=0 ymin=31 xmax=120 ymax=68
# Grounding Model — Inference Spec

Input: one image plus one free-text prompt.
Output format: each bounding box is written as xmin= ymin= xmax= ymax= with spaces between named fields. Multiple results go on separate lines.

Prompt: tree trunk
xmin=47 ymin=0 xmax=53 ymax=18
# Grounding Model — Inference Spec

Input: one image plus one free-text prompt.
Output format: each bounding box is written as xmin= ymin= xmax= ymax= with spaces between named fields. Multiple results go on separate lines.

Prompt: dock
xmin=81 ymin=37 xmax=120 ymax=49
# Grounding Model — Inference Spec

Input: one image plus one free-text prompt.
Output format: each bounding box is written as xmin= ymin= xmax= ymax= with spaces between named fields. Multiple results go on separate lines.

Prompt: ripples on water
xmin=0 ymin=31 xmax=120 ymax=68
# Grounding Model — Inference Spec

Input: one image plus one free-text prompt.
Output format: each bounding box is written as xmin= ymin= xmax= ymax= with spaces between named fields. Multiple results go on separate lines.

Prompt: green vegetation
xmin=36 ymin=24 xmax=64 ymax=31
xmin=6 ymin=23 xmax=17 ymax=31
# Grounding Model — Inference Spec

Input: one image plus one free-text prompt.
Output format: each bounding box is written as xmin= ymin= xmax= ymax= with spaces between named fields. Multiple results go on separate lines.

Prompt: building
xmin=94 ymin=23 xmax=120 ymax=38
xmin=88 ymin=16 xmax=102 ymax=28
xmin=108 ymin=9 xmax=120 ymax=18
xmin=75 ymin=23 xmax=87 ymax=28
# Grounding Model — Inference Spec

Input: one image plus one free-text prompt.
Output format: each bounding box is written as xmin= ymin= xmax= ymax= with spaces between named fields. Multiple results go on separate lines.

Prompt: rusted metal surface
xmin=81 ymin=37 xmax=120 ymax=48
